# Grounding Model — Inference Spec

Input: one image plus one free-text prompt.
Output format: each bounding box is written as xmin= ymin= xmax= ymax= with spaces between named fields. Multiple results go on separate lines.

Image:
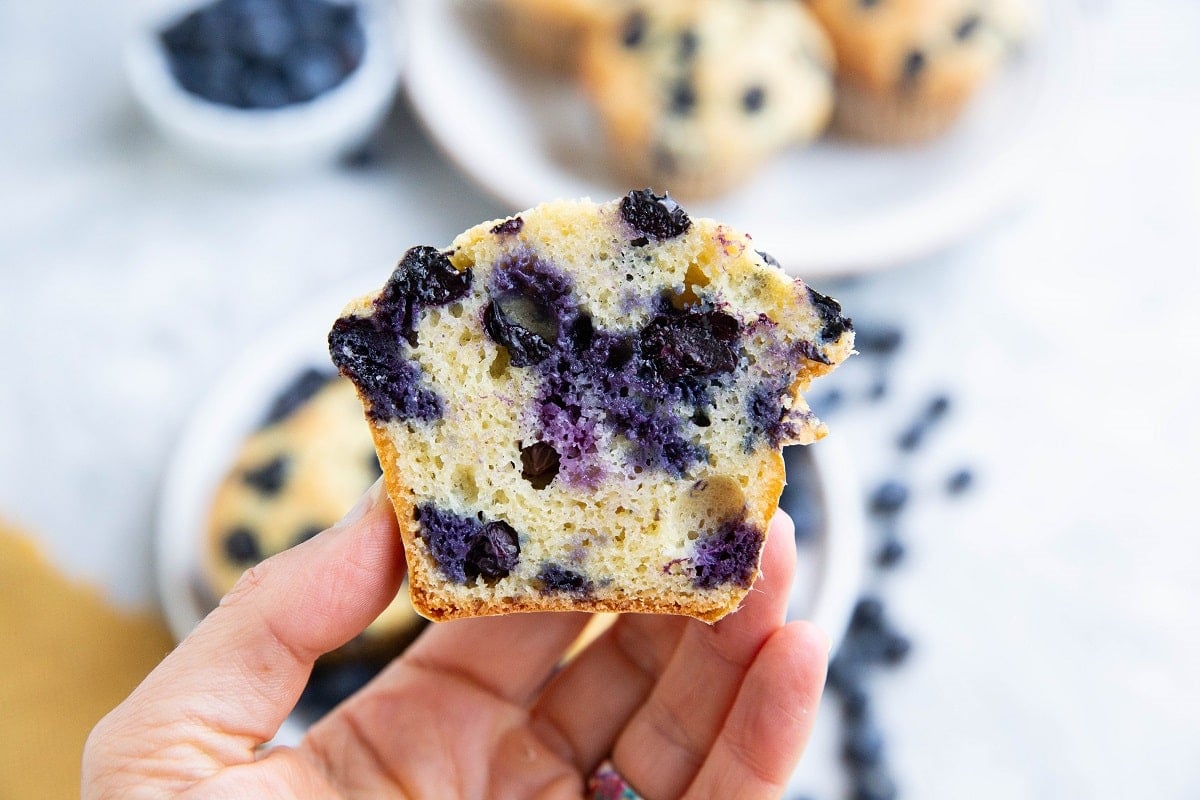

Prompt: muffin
xmin=579 ymin=0 xmax=834 ymax=200
xmin=806 ymin=0 xmax=1030 ymax=143
xmin=328 ymin=190 xmax=853 ymax=623
xmin=491 ymin=0 xmax=632 ymax=73
xmin=203 ymin=369 xmax=427 ymax=668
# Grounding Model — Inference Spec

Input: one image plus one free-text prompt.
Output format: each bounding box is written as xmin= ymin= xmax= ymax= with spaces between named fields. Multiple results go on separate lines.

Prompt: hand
xmin=84 ymin=480 xmax=829 ymax=799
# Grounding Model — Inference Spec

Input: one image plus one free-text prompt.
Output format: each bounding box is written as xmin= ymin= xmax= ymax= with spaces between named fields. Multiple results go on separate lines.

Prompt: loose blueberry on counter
xmin=850 ymin=595 xmax=886 ymax=633
xmin=927 ymin=393 xmax=951 ymax=419
xmin=875 ymin=536 xmax=905 ymax=568
xmin=841 ymin=719 xmax=885 ymax=767
xmin=854 ymin=324 xmax=903 ymax=356
xmin=946 ymin=466 xmax=975 ymax=494
xmin=852 ymin=767 xmax=898 ymax=800
xmin=866 ymin=377 xmax=888 ymax=401
xmin=955 ymin=13 xmax=982 ymax=41
xmin=223 ymin=527 xmax=262 ymax=564
xmin=620 ymin=189 xmax=691 ymax=241
xmin=869 ymin=480 xmax=909 ymax=516
xmin=242 ymin=454 xmax=289 ymax=494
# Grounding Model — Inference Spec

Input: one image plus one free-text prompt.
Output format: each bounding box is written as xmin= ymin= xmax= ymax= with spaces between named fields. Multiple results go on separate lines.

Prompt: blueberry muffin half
xmin=203 ymin=370 xmax=427 ymax=664
xmin=580 ymin=0 xmax=834 ymax=200
xmin=328 ymin=191 xmax=853 ymax=622
xmin=807 ymin=0 xmax=1030 ymax=143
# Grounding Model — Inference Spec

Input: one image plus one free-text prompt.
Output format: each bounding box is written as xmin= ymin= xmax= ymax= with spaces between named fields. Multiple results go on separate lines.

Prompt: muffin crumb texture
xmin=329 ymin=191 xmax=853 ymax=622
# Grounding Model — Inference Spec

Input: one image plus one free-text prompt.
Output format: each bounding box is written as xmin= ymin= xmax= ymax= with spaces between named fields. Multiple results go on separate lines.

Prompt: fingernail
xmin=332 ymin=478 xmax=385 ymax=530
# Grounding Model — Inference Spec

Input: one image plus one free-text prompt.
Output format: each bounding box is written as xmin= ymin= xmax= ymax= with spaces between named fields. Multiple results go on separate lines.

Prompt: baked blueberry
xmin=223 ymin=527 xmax=262 ymax=564
xmin=242 ymin=455 xmax=289 ymax=494
xmin=619 ymin=189 xmax=692 ymax=241
xmin=536 ymin=564 xmax=593 ymax=595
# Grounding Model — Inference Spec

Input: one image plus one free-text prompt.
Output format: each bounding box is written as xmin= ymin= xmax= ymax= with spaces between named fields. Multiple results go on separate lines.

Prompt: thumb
xmin=84 ymin=480 xmax=404 ymax=793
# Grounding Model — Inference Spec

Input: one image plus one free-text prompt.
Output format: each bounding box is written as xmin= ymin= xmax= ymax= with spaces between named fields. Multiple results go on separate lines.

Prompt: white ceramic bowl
xmin=155 ymin=277 xmax=865 ymax=744
xmin=125 ymin=0 xmax=402 ymax=170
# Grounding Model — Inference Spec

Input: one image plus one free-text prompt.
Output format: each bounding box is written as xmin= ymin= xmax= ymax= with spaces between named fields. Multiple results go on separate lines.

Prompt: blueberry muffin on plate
xmin=492 ymin=0 xmax=634 ymax=73
xmin=328 ymin=190 xmax=853 ymax=623
xmin=579 ymin=0 xmax=834 ymax=200
xmin=203 ymin=370 xmax=427 ymax=672
xmin=806 ymin=0 xmax=1030 ymax=143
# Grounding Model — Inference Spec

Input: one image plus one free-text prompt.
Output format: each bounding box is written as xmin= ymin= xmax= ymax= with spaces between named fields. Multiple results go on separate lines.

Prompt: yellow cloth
xmin=0 ymin=522 xmax=175 ymax=800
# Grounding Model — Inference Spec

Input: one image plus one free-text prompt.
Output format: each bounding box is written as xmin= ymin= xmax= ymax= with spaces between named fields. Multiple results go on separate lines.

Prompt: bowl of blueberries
xmin=125 ymin=0 xmax=401 ymax=170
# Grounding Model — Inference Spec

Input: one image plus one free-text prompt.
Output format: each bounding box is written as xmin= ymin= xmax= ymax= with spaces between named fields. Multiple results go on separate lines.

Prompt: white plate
xmin=155 ymin=277 xmax=864 ymax=745
xmin=404 ymin=0 xmax=1081 ymax=277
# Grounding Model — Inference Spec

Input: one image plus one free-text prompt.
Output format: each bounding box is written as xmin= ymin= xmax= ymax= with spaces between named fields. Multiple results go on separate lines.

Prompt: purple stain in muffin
xmin=536 ymin=563 xmax=594 ymax=596
xmin=620 ymin=189 xmax=691 ymax=241
xmin=692 ymin=517 xmax=764 ymax=589
xmin=416 ymin=504 xmax=521 ymax=583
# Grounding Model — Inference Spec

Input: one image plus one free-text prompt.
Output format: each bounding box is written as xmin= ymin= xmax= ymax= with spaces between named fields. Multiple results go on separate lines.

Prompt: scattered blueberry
xmin=262 ymin=367 xmax=334 ymax=427
xmin=867 ymin=378 xmax=888 ymax=401
xmin=869 ymin=480 xmax=909 ymax=515
xmin=927 ymin=394 xmax=951 ymax=419
xmin=620 ymin=188 xmax=692 ymax=241
xmin=852 ymin=767 xmax=898 ymax=800
xmin=850 ymin=596 xmax=886 ymax=633
xmin=242 ymin=454 xmax=289 ymax=494
xmin=842 ymin=720 xmax=885 ymax=766
xmin=282 ymin=41 xmax=344 ymax=101
xmin=854 ymin=324 xmax=903 ymax=356
xmin=670 ymin=80 xmax=697 ymax=115
xmin=881 ymin=632 xmax=912 ymax=665
xmin=947 ymin=467 xmax=975 ymax=494
xmin=875 ymin=536 xmax=906 ymax=568
xmin=841 ymin=683 xmax=870 ymax=722
xmin=678 ymin=29 xmax=699 ymax=59
xmin=810 ymin=387 xmax=844 ymax=417
xmin=223 ymin=527 xmax=262 ymax=564
xmin=897 ymin=421 xmax=926 ymax=452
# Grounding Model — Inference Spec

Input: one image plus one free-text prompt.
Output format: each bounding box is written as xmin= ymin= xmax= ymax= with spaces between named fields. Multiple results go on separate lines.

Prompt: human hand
xmin=84 ymin=480 xmax=829 ymax=799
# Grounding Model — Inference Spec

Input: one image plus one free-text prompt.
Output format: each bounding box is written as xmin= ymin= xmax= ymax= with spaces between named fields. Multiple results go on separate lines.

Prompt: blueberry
xmin=262 ymin=368 xmax=333 ymax=427
xmin=490 ymin=216 xmax=524 ymax=235
xmin=291 ymin=525 xmax=323 ymax=548
xmin=897 ymin=421 xmax=925 ymax=451
xmin=238 ymin=64 xmax=292 ymax=109
xmin=282 ymin=42 xmax=344 ymax=101
xmin=881 ymin=632 xmax=912 ymax=665
xmin=841 ymin=683 xmax=870 ymax=722
xmin=620 ymin=189 xmax=691 ymax=241
xmin=621 ymin=11 xmax=646 ymax=48
xmin=869 ymin=480 xmax=909 ymax=515
xmin=692 ymin=517 xmax=763 ymax=589
xmin=850 ymin=596 xmax=886 ymax=633
xmin=841 ymin=720 xmax=885 ymax=766
xmin=484 ymin=300 xmax=554 ymax=367
xmin=826 ymin=653 xmax=866 ymax=693
xmin=875 ymin=537 xmax=906 ymax=568
xmin=811 ymin=387 xmax=843 ymax=416
xmin=947 ymin=467 xmax=975 ymax=494
xmin=902 ymin=49 xmax=927 ymax=82
xmin=334 ymin=13 xmax=366 ymax=70
xmin=742 ymin=85 xmax=766 ymax=113
xmin=466 ymin=521 xmax=521 ymax=581
xmin=520 ymin=441 xmax=560 ymax=489
xmin=223 ymin=527 xmax=262 ymax=564
xmin=232 ymin=7 xmax=295 ymax=60
xmin=328 ymin=313 xmax=443 ymax=423
xmin=806 ymin=286 xmax=853 ymax=342
xmin=639 ymin=309 xmax=739 ymax=381
xmin=852 ymin=767 xmax=898 ymax=800
xmin=955 ymin=13 xmax=982 ymax=40
xmin=678 ymin=29 xmax=698 ymax=60
xmin=854 ymin=324 xmax=903 ymax=355
xmin=536 ymin=564 xmax=593 ymax=595
xmin=242 ymin=455 xmax=289 ymax=494
xmin=381 ymin=246 xmax=474 ymax=314
xmin=866 ymin=378 xmax=888 ymax=401
xmin=669 ymin=80 xmax=697 ymax=115
xmin=927 ymin=393 xmax=951 ymax=419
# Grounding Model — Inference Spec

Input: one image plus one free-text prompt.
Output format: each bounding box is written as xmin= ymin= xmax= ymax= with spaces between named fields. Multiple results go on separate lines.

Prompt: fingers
xmin=610 ymin=510 xmax=798 ymax=800
xmin=528 ymin=613 xmax=687 ymax=771
xmin=387 ymin=610 xmax=594 ymax=706
xmin=91 ymin=481 xmax=404 ymax=764
xmin=684 ymin=621 xmax=829 ymax=799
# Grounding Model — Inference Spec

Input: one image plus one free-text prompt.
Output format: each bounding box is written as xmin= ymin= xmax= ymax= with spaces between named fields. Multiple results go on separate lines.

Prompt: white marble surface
xmin=2 ymin=1 xmax=1198 ymax=798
